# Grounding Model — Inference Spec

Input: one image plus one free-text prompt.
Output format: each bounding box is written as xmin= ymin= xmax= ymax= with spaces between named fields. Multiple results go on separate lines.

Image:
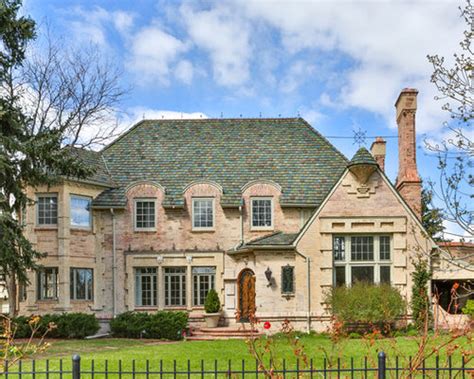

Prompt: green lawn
xmin=7 ymin=334 xmax=470 ymax=375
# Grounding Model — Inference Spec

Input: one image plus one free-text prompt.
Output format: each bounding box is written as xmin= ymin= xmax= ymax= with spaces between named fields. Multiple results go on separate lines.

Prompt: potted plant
xmin=204 ymin=289 xmax=221 ymax=328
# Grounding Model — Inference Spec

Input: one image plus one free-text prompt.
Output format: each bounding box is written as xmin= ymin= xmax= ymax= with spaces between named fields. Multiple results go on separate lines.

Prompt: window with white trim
xmin=192 ymin=198 xmax=214 ymax=229
xmin=193 ymin=267 xmax=216 ymax=306
xmin=70 ymin=268 xmax=93 ymax=300
xmin=37 ymin=267 xmax=58 ymax=300
xmin=37 ymin=195 xmax=58 ymax=226
xmin=70 ymin=195 xmax=92 ymax=228
xmin=251 ymin=198 xmax=273 ymax=229
xmin=333 ymin=235 xmax=392 ymax=286
xmin=135 ymin=268 xmax=157 ymax=307
xmin=134 ymin=199 xmax=156 ymax=230
xmin=164 ymin=267 xmax=186 ymax=306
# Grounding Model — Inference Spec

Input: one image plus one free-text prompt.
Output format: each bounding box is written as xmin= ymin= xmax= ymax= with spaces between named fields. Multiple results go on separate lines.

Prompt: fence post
xmin=72 ymin=355 xmax=81 ymax=379
xmin=378 ymin=352 xmax=386 ymax=379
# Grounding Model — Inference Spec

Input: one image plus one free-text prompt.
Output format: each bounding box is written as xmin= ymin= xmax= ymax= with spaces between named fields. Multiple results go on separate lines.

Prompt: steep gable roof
xmin=92 ymin=118 xmax=348 ymax=208
xmin=65 ymin=147 xmax=114 ymax=187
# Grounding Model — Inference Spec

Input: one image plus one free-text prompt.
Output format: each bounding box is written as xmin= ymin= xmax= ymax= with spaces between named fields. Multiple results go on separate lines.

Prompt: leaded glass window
xmin=380 ymin=236 xmax=391 ymax=260
xmin=281 ymin=265 xmax=295 ymax=294
xmin=37 ymin=268 xmax=58 ymax=300
xmin=70 ymin=268 xmax=93 ymax=300
xmin=135 ymin=200 xmax=156 ymax=230
xmin=37 ymin=195 xmax=58 ymax=225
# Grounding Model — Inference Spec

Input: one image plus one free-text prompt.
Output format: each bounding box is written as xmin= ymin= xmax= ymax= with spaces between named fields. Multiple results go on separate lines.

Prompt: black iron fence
xmin=2 ymin=352 xmax=472 ymax=378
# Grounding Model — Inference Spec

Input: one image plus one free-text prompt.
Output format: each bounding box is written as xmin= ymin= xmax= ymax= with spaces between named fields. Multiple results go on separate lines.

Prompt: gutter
xmin=110 ymin=208 xmax=117 ymax=317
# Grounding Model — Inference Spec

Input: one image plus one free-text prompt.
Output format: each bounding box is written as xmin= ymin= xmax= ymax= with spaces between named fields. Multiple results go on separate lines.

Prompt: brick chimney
xmin=395 ymin=88 xmax=422 ymax=219
xmin=370 ymin=137 xmax=386 ymax=171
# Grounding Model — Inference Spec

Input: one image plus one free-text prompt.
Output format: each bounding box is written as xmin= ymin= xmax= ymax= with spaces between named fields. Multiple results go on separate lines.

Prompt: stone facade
xmin=17 ymin=89 xmax=437 ymax=332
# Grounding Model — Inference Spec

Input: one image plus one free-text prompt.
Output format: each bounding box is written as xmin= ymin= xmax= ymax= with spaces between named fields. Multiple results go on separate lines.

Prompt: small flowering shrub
xmin=462 ymin=299 xmax=474 ymax=318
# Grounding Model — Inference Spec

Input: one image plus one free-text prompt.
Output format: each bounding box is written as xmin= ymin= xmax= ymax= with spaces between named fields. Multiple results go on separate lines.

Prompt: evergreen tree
xmin=0 ymin=0 xmax=91 ymax=315
xmin=421 ymin=187 xmax=445 ymax=241
xmin=410 ymin=258 xmax=432 ymax=330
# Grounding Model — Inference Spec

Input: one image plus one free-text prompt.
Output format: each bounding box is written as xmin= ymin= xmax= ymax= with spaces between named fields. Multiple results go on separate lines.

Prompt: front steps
xmin=187 ymin=326 xmax=265 ymax=341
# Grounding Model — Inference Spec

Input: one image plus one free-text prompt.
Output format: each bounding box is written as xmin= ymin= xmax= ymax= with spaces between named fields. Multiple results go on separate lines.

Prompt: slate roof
xmin=347 ymin=147 xmax=378 ymax=167
xmin=89 ymin=118 xmax=348 ymax=208
xmin=230 ymin=232 xmax=299 ymax=252
xmin=66 ymin=147 xmax=114 ymax=187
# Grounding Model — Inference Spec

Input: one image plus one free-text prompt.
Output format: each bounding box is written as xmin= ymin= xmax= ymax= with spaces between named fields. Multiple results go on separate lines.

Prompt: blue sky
xmin=25 ymin=0 xmax=466 ymax=231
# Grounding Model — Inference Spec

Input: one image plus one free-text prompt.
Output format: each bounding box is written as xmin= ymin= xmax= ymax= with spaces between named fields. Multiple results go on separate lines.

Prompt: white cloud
xmin=174 ymin=60 xmax=194 ymax=84
xmin=121 ymin=107 xmax=208 ymax=126
xmin=180 ymin=4 xmax=252 ymax=87
xmin=236 ymin=0 xmax=464 ymax=133
xmin=127 ymin=25 xmax=190 ymax=86
xmin=280 ymin=60 xmax=316 ymax=94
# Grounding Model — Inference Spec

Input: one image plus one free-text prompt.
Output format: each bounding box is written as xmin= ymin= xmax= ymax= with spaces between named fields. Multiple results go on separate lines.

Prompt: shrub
xmin=326 ymin=283 xmax=406 ymax=332
xmin=146 ymin=311 xmax=188 ymax=340
xmin=462 ymin=299 xmax=474 ymax=318
xmin=110 ymin=311 xmax=188 ymax=340
xmin=110 ymin=312 xmax=150 ymax=338
xmin=204 ymin=289 xmax=221 ymax=313
xmin=3 ymin=313 xmax=99 ymax=339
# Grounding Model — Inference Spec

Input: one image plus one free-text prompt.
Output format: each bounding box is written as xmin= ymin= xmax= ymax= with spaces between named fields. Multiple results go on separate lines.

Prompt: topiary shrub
xmin=204 ymin=289 xmax=221 ymax=313
xmin=326 ymin=283 xmax=406 ymax=333
xmin=110 ymin=312 xmax=151 ymax=338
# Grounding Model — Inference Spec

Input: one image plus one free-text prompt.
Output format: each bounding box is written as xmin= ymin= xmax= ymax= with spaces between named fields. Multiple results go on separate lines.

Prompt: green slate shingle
xmin=347 ymin=147 xmax=377 ymax=167
xmin=91 ymin=118 xmax=348 ymax=208
xmin=66 ymin=147 xmax=114 ymax=187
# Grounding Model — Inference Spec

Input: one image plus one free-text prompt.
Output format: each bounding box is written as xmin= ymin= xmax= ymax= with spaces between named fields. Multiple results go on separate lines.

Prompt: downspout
xmin=239 ymin=200 xmax=244 ymax=245
xmin=110 ymin=209 xmax=116 ymax=318
xmin=295 ymin=249 xmax=311 ymax=334
xmin=306 ymin=257 xmax=311 ymax=333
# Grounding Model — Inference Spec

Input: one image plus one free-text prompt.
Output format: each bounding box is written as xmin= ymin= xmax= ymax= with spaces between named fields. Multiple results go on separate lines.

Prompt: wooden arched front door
xmin=238 ymin=269 xmax=256 ymax=322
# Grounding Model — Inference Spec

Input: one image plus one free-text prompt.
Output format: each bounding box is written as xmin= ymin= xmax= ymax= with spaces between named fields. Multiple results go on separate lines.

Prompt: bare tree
xmin=426 ymin=0 xmax=473 ymax=244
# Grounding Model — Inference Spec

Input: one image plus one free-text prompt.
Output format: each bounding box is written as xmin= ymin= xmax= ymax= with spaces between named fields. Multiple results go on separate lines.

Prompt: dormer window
xmin=134 ymin=199 xmax=156 ymax=231
xmin=251 ymin=197 xmax=273 ymax=230
xmin=192 ymin=198 xmax=214 ymax=230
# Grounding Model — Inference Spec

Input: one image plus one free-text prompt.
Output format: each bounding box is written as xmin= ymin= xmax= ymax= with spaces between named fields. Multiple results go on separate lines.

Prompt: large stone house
xmin=18 ymin=89 xmax=436 ymax=331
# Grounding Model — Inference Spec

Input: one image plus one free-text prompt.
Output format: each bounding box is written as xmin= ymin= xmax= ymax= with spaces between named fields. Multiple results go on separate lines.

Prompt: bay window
xmin=135 ymin=268 xmax=157 ymax=307
xmin=164 ymin=267 xmax=186 ymax=306
xmin=333 ymin=235 xmax=392 ymax=286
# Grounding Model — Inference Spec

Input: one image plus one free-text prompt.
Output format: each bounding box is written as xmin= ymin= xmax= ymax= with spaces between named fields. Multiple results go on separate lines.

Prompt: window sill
xmin=281 ymin=293 xmax=295 ymax=299
xmin=191 ymin=228 xmax=216 ymax=233
xmin=133 ymin=229 xmax=157 ymax=233
xmin=250 ymin=227 xmax=274 ymax=232
xmin=70 ymin=226 xmax=92 ymax=232
xmin=34 ymin=226 xmax=58 ymax=231
xmin=70 ymin=299 xmax=93 ymax=302
xmin=36 ymin=299 xmax=59 ymax=303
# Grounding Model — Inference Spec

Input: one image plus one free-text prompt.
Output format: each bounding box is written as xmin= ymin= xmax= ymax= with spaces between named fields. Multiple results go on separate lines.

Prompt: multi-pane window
xmin=251 ymin=198 xmax=273 ymax=228
xmin=37 ymin=268 xmax=58 ymax=300
xmin=281 ymin=265 xmax=295 ymax=294
xmin=333 ymin=235 xmax=392 ymax=286
xmin=192 ymin=198 xmax=214 ymax=229
xmin=164 ymin=267 xmax=186 ymax=307
xmin=351 ymin=236 xmax=374 ymax=261
xmin=135 ymin=268 xmax=157 ymax=307
xmin=70 ymin=195 xmax=91 ymax=228
xmin=380 ymin=236 xmax=391 ymax=260
xmin=193 ymin=267 xmax=216 ymax=306
xmin=37 ymin=195 xmax=58 ymax=225
xmin=70 ymin=268 xmax=93 ymax=300
xmin=135 ymin=200 xmax=156 ymax=230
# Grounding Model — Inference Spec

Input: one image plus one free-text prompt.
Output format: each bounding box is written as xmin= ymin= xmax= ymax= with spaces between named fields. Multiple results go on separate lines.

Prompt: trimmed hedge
xmin=110 ymin=311 xmax=188 ymax=340
xmin=5 ymin=313 xmax=100 ymax=339
xmin=326 ymin=283 xmax=406 ymax=333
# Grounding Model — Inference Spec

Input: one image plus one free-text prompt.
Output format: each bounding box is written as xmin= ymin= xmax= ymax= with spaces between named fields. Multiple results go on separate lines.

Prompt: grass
xmin=18 ymin=335 xmax=472 ymax=366
xmin=7 ymin=333 xmax=470 ymax=375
